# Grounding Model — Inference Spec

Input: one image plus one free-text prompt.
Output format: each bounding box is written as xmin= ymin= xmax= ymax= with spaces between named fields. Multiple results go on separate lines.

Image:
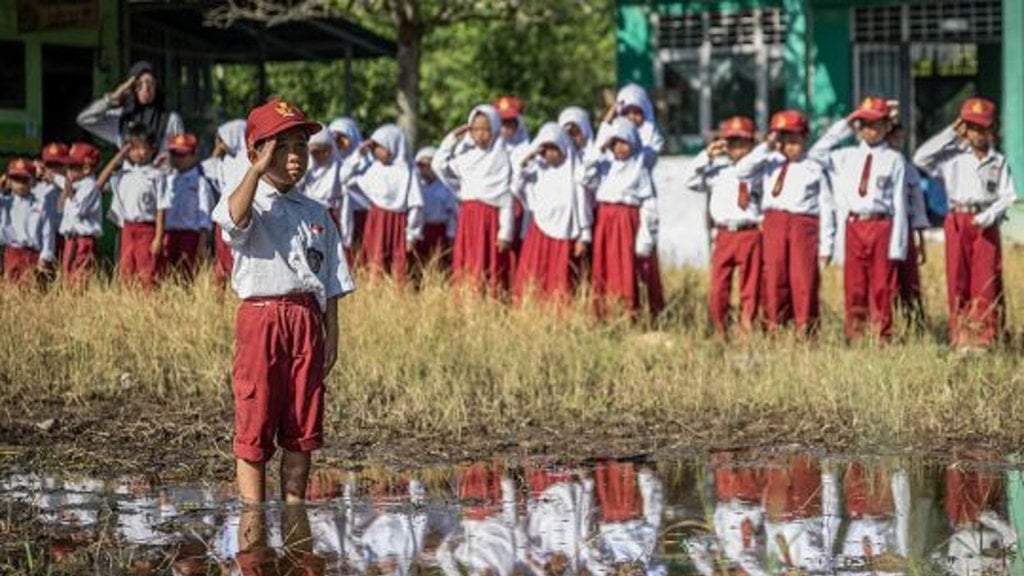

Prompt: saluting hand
xmin=110 ymin=76 xmax=137 ymax=105
xmin=453 ymin=124 xmax=471 ymax=140
xmin=766 ymin=130 xmax=780 ymax=151
xmin=251 ymin=138 xmax=277 ymax=175
xmin=706 ymin=139 xmax=728 ymax=157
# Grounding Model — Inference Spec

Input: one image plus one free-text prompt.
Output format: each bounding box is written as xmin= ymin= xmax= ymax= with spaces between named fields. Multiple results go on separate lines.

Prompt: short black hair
xmin=124 ymin=121 xmax=156 ymax=146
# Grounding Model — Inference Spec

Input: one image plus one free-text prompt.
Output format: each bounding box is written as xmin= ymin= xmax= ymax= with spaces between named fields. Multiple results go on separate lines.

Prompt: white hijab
xmin=358 ymin=123 xmax=422 ymax=212
xmin=450 ymin=105 xmax=511 ymax=203
xmin=299 ymin=123 xmax=342 ymax=209
xmin=215 ymin=119 xmax=249 ymax=195
xmin=328 ymin=117 xmax=363 ymax=162
xmin=596 ymin=117 xmax=652 ymax=202
xmin=557 ymin=107 xmax=594 ymax=152
xmin=615 ymin=84 xmax=663 ymax=156
xmin=525 ymin=122 xmax=586 ymax=240
xmin=217 ymin=119 xmax=247 ymax=158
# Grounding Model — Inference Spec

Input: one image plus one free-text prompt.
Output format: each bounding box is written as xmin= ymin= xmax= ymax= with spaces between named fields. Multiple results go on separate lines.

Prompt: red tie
xmin=858 ymin=153 xmax=873 ymax=197
xmin=737 ymin=181 xmax=751 ymax=210
xmin=771 ymin=160 xmax=790 ymax=198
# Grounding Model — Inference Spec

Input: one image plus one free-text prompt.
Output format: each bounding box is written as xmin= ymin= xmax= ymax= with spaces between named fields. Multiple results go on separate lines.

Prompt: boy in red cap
xmin=495 ymin=95 xmax=530 ymax=278
xmin=735 ymin=110 xmax=836 ymax=336
xmin=914 ymin=97 xmax=1017 ymax=349
xmin=211 ymin=98 xmax=355 ymax=504
xmin=811 ymin=96 xmax=908 ymax=341
xmin=98 ymin=122 xmax=168 ymax=289
xmin=57 ymin=142 xmax=103 ymax=284
xmin=163 ymin=132 xmax=214 ymax=280
xmin=36 ymin=142 xmax=70 ymax=272
xmin=685 ymin=116 xmax=762 ymax=337
xmin=0 ymin=158 xmax=57 ymax=285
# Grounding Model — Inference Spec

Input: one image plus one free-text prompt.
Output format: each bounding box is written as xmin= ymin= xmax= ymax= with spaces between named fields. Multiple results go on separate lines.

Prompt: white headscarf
xmin=215 ymin=119 xmax=249 ymax=196
xmin=298 ymin=123 xmax=342 ymax=209
xmin=557 ymin=107 xmax=594 ymax=152
xmin=357 ymin=124 xmax=422 ymax=212
xmin=217 ymin=119 xmax=247 ymax=158
xmin=615 ymin=84 xmax=664 ymax=166
xmin=328 ymin=117 xmax=363 ymax=162
xmin=595 ymin=117 xmax=652 ymax=202
xmin=524 ymin=122 xmax=587 ymax=240
xmin=414 ymin=146 xmax=437 ymax=164
xmin=449 ymin=105 xmax=511 ymax=203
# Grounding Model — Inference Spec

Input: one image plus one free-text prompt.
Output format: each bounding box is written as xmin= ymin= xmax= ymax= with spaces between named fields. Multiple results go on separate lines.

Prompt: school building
xmin=0 ymin=0 xmax=394 ymax=157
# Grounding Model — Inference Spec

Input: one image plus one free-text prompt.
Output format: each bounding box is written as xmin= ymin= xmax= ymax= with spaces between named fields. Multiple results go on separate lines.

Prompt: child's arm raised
xmin=96 ymin=145 xmax=129 ymax=191
xmin=228 ymin=138 xmax=276 ymax=229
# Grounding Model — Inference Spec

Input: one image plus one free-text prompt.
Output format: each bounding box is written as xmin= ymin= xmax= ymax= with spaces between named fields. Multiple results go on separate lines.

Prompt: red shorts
xmin=233 ymin=293 xmax=325 ymax=463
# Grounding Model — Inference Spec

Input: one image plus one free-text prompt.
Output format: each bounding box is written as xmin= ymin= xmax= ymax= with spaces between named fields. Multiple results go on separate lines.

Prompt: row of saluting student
xmin=0 ymin=86 xmax=1016 ymax=349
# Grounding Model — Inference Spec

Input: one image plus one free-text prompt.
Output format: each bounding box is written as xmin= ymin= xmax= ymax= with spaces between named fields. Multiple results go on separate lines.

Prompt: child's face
xmin=611 ymin=138 xmax=632 ymax=161
xmin=470 ymin=113 xmax=493 ymax=149
xmin=777 ymin=131 xmax=807 ymax=161
xmin=66 ymin=164 xmax=90 ymax=182
xmin=43 ymin=161 xmax=65 ymax=181
xmin=259 ymin=128 xmax=309 ymax=189
xmin=126 ymin=138 xmax=156 ymax=165
xmin=7 ymin=175 xmax=32 ymax=196
xmin=371 ymin=143 xmax=393 ymax=165
xmin=417 ymin=160 xmax=436 ymax=182
xmin=334 ymin=134 xmax=352 ymax=154
xmin=309 ymin=144 xmax=332 ymax=167
xmin=623 ymin=105 xmax=645 ymax=127
xmin=134 ymin=73 xmax=157 ymax=106
xmin=857 ymin=118 xmax=890 ymax=147
xmin=565 ymin=123 xmax=585 ymax=151
xmin=964 ymin=122 xmax=993 ymax=151
xmin=726 ymin=137 xmax=754 ymax=162
xmin=170 ymin=150 xmax=197 ymax=171
xmin=500 ymin=118 xmax=519 ymax=140
xmin=541 ymin=144 xmax=565 ymax=167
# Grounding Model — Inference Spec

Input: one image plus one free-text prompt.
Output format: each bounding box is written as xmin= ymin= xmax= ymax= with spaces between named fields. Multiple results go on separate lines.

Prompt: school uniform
xmin=298 ymin=124 xmax=344 ymax=218
xmin=1 ymin=190 xmax=56 ymax=284
xmin=913 ymin=98 xmax=1017 ymax=347
xmin=897 ymin=163 xmax=930 ymax=315
xmin=762 ymin=455 xmax=840 ymax=574
xmin=686 ymin=119 xmax=763 ymax=335
xmin=579 ymin=118 xmax=664 ymax=318
xmin=330 ymin=117 xmax=371 ymax=257
xmin=558 ymin=106 xmax=595 ymax=158
xmin=591 ymin=462 xmax=666 ymax=576
xmin=942 ymin=465 xmax=1014 ymax=575
xmin=813 ymin=106 xmax=908 ymax=341
xmin=163 ymin=164 xmax=214 ymax=278
xmin=58 ymin=175 xmax=103 ymax=282
xmin=108 ymin=161 xmax=167 ymax=289
xmin=210 ymin=119 xmax=248 ymax=289
xmin=525 ymin=468 xmax=596 ymax=575
xmin=344 ymin=480 xmax=428 ymax=576
xmin=340 ymin=124 xmax=424 ymax=284
xmin=496 ymin=97 xmax=532 ymax=280
xmin=432 ymin=105 xmax=515 ymax=297
xmin=212 ymin=99 xmax=354 ymax=462
xmin=512 ymin=123 xmax=591 ymax=305
xmin=415 ymin=147 xmax=458 ymax=268
xmin=836 ymin=463 xmax=909 ymax=576
xmin=614 ymin=84 xmax=665 ymax=170
xmin=735 ymin=111 xmax=836 ymax=335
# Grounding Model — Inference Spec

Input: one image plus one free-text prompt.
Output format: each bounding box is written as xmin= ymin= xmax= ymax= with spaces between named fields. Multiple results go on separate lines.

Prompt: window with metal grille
xmin=657 ymin=8 xmax=787 ymax=50
xmin=853 ymin=0 xmax=1001 ymax=44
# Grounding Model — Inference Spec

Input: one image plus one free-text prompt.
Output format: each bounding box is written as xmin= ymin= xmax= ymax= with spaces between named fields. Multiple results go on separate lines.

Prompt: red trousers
xmin=119 ymin=222 xmax=161 ymax=290
xmin=944 ymin=213 xmax=1003 ymax=347
xmin=360 ymin=205 xmax=409 ymax=284
xmin=458 ymin=462 xmax=505 ymax=520
xmin=233 ymin=294 xmax=325 ymax=463
xmin=712 ymin=452 xmax=765 ymax=504
xmin=763 ymin=455 xmax=822 ymax=521
xmin=843 ymin=218 xmax=897 ymax=341
xmin=61 ymin=236 xmax=97 ymax=285
xmin=512 ymin=222 xmax=576 ymax=306
xmin=452 ymin=200 xmax=510 ymax=298
xmin=4 ymin=246 xmax=40 ymax=285
xmin=591 ymin=203 xmax=664 ymax=318
xmin=164 ymin=229 xmax=202 ymax=280
xmin=843 ymin=462 xmax=894 ymax=518
xmin=213 ymin=224 xmax=233 ymax=290
xmin=709 ymin=228 xmax=761 ymax=335
xmin=945 ymin=465 xmax=1003 ymax=526
xmin=761 ymin=211 xmax=820 ymax=334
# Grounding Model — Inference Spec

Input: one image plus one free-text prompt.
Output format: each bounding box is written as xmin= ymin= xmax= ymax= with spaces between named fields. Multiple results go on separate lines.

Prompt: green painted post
xmin=616 ymin=3 xmax=654 ymax=88
xmin=1003 ymin=0 xmax=1024 ymax=197
xmin=783 ymin=0 xmax=808 ymax=111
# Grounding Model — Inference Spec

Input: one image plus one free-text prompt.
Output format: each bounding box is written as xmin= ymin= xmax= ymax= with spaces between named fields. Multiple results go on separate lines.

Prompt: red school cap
xmin=494 ymin=95 xmax=525 ymax=120
xmin=41 ymin=142 xmax=70 ymax=164
xmin=245 ymin=98 xmax=322 ymax=148
xmin=167 ymin=132 xmax=199 ymax=154
xmin=769 ymin=110 xmax=809 ymax=134
xmin=849 ymin=96 xmax=892 ymax=122
xmin=66 ymin=142 xmax=101 ymax=166
xmin=719 ymin=116 xmax=755 ymax=139
xmin=960 ymin=97 xmax=997 ymax=128
xmin=6 ymin=157 xmax=35 ymax=179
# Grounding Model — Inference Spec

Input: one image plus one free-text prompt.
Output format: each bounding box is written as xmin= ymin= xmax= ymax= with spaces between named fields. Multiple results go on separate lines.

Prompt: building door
xmin=41 ymin=44 xmax=95 ymax=145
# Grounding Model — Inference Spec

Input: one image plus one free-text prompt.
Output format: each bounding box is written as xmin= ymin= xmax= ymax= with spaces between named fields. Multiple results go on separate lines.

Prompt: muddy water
xmin=1 ymin=453 xmax=1022 ymax=575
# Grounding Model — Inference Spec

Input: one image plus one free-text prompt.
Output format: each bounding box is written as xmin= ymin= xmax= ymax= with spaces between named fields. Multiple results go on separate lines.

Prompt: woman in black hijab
xmin=77 ymin=61 xmax=184 ymax=150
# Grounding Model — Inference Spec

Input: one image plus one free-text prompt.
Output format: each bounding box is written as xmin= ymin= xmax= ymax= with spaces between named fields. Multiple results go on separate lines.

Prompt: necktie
xmin=771 ymin=160 xmax=790 ymax=198
xmin=737 ymin=181 xmax=751 ymax=210
xmin=858 ymin=153 xmax=873 ymax=198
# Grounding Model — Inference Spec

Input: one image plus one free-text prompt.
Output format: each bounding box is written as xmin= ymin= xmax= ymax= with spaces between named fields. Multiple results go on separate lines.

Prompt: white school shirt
xmin=516 ymin=156 xmax=593 ymax=242
xmin=108 ymin=162 xmax=167 ymax=226
xmin=75 ymin=95 xmax=184 ymax=150
xmin=913 ymin=127 xmax=1018 ymax=228
xmin=163 ymin=165 xmax=214 ymax=232
xmin=942 ymin=511 xmax=1017 ymax=576
xmin=59 ymin=176 xmax=104 ymax=237
xmin=299 ymin=159 xmax=343 ymax=211
xmin=577 ymin=150 xmax=658 ymax=257
xmin=436 ymin=476 xmax=527 ymax=576
xmin=0 ymin=192 xmax=56 ymax=261
xmin=764 ymin=471 xmax=840 ymax=574
xmin=421 ymin=177 xmax=459 ymax=237
xmin=526 ymin=477 xmax=596 ymax=574
xmin=212 ymin=177 xmax=355 ymax=312
xmin=811 ymin=120 xmax=908 ymax=260
xmin=735 ymin=142 xmax=836 ymax=258
xmin=431 ymin=132 xmax=515 ymax=244
xmin=835 ymin=470 xmax=910 ymax=576
xmin=339 ymin=151 xmax=425 ymax=244
xmin=32 ymin=180 xmax=61 ymax=233
xmin=684 ymin=150 xmax=762 ymax=227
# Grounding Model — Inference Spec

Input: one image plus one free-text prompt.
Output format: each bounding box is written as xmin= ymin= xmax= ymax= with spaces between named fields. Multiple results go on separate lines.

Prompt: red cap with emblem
xmin=494 ymin=95 xmax=525 ymax=121
xmin=769 ymin=110 xmax=809 ymax=134
xmin=6 ymin=157 xmax=34 ymax=179
xmin=719 ymin=116 xmax=755 ymax=139
xmin=245 ymin=98 xmax=322 ymax=148
xmin=167 ymin=132 xmax=199 ymax=154
xmin=41 ymin=142 xmax=70 ymax=164
xmin=960 ymin=97 xmax=996 ymax=128
xmin=850 ymin=96 xmax=892 ymax=122
xmin=66 ymin=142 xmax=101 ymax=166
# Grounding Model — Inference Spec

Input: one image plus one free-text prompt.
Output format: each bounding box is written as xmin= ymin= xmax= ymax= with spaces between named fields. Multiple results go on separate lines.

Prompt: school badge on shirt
xmin=305 ymin=223 xmax=325 ymax=274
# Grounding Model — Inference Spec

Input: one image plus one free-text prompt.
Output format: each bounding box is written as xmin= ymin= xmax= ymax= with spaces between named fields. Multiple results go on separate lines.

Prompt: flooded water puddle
xmin=1 ymin=453 xmax=1023 ymax=574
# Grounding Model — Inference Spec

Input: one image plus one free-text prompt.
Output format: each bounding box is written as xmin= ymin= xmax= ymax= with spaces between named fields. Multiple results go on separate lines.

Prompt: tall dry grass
xmin=2 ymin=242 xmax=1024 ymax=455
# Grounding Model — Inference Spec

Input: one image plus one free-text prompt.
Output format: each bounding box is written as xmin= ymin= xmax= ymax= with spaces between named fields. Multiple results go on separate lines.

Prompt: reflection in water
xmin=1 ymin=454 xmax=1022 ymax=574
